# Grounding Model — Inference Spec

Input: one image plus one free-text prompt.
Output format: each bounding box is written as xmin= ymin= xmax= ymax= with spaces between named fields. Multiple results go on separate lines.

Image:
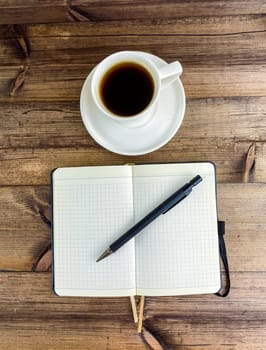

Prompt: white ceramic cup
xmin=90 ymin=51 xmax=183 ymax=128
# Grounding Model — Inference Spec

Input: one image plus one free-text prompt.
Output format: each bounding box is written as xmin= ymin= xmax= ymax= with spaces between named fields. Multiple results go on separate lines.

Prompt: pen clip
xmin=162 ymin=189 xmax=191 ymax=215
xmin=162 ymin=176 xmax=202 ymax=216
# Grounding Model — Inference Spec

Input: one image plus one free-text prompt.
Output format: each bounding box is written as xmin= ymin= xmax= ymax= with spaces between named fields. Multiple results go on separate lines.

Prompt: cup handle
xmin=158 ymin=61 xmax=183 ymax=89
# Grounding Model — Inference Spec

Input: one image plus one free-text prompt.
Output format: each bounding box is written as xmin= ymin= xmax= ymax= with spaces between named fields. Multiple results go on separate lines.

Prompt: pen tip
xmin=96 ymin=247 xmax=113 ymax=262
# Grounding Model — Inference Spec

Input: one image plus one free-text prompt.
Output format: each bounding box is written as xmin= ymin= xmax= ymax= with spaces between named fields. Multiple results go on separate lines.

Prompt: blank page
xmin=133 ymin=162 xmax=221 ymax=296
xmin=52 ymin=166 xmax=136 ymax=296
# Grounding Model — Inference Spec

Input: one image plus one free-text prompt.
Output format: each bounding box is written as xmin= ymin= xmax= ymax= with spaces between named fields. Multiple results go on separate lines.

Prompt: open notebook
xmin=52 ymin=162 xmax=221 ymax=297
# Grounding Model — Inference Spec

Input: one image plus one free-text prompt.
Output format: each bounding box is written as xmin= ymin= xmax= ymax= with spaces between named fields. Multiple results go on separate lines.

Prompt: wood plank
xmin=0 ymin=101 xmax=89 ymax=148
xmin=145 ymin=271 xmax=266 ymax=318
xmin=4 ymin=31 xmax=265 ymax=66
xmin=0 ymin=325 xmax=146 ymax=350
xmin=143 ymin=318 xmax=266 ymax=350
xmin=1 ymin=1 xmax=265 ymax=24
xmin=1 ymin=64 xmax=265 ymax=102
xmin=1 ymin=16 xmax=265 ymax=64
xmin=0 ymin=271 xmax=265 ymax=349
xmin=0 ymin=140 xmax=265 ymax=185
xmin=1 ymin=21 xmax=265 ymax=101
xmin=184 ymin=65 xmax=266 ymax=99
xmin=0 ymin=184 xmax=265 ymax=271
xmin=1 ymin=98 xmax=265 ymax=149
xmin=181 ymin=97 xmax=266 ymax=141
xmin=0 ymin=273 xmax=135 ymax=318
xmin=0 ymin=0 xmax=69 ymax=25
xmin=0 ymin=318 xmax=265 ymax=350
xmin=25 ymin=15 xmax=266 ymax=36
xmin=57 ymin=0 xmax=266 ymax=19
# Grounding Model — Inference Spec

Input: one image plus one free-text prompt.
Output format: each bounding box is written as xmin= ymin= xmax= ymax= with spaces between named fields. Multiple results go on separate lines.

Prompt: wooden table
xmin=0 ymin=1 xmax=265 ymax=349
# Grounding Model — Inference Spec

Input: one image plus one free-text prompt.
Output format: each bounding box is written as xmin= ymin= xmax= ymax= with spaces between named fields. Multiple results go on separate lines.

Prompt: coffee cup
xmin=89 ymin=51 xmax=183 ymax=128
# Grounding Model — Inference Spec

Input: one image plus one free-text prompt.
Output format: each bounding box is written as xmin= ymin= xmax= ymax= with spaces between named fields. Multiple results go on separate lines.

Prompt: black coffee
xmin=99 ymin=62 xmax=154 ymax=117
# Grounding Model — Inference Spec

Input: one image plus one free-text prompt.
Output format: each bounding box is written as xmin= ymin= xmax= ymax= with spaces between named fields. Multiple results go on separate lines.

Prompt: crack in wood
xmin=38 ymin=210 xmax=51 ymax=227
xmin=67 ymin=6 xmax=95 ymax=22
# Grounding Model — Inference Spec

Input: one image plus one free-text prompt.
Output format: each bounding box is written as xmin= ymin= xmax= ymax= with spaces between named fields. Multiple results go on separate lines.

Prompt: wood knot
xmin=243 ymin=143 xmax=256 ymax=183
xmin=139 ymin=325 xmax=170 ymax=350
xmin=32 ymin=245 xmax=52 ymax=272
xmin=10 ymin=24 xmax=31 ymax=57
xmin=10 ymin=65 xmax=29 ymax=96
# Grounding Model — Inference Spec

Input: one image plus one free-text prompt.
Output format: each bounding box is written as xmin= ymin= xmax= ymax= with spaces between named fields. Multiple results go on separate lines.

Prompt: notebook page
xmin=133 ymin=162 xmax=221 ymax=296
xmin=52 ymin=166 xmax=136 ymax=296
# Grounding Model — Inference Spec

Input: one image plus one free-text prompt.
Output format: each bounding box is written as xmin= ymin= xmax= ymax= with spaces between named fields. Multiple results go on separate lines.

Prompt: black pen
xmin=96 ymin=175 xmax=202 ymax=262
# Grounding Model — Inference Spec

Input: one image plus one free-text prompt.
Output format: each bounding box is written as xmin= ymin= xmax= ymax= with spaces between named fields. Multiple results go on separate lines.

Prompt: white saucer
xmin=80 ymin=52 xmax=185 ymax=156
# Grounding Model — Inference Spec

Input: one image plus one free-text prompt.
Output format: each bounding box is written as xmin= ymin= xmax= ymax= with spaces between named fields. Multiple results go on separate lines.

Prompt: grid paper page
xmin=53 ymin=166 xmax=136 ymax=296
xmin=132 ymin=163 xmax=221 ymax=296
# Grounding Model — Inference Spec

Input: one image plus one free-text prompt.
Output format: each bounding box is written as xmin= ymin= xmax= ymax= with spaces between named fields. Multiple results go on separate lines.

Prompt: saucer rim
xmin=80 ymin=51 xmax=185 ymax=156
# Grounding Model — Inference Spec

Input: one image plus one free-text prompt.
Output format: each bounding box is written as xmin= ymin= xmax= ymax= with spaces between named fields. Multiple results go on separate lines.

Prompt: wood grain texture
xmin=0 ymin=17 xmax=265 ymax=101
xmin=0 ymin=272 xmax=265 ymax=349
xmin=0 ymin=186 xmax=50 ymax=271
xmin=1 ymin=64 xmax=265 ymax=102
xmin=0 ymin=0 xmax=266 ymax=348
xmin=71 ymin=0 xmax=266 ymax=18
xmin=0 ymin=0 xmax=69 ymax=25
xmin=0 ymin=140 xmax=265 ymax=185
xmin=1 ymin=98 xmax=265 ymax=149
xmin=0 ymin=99 xmax=265 ymax=187
xmin=26 ymin=15 xmax=266 ymax=36
xmin=1 ymin=0 xmax=265 ymax=24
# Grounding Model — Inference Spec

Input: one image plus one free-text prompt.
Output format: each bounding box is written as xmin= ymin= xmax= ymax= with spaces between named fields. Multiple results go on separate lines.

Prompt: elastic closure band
xmin=215 ymin=221 xmax=231 ymax=297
